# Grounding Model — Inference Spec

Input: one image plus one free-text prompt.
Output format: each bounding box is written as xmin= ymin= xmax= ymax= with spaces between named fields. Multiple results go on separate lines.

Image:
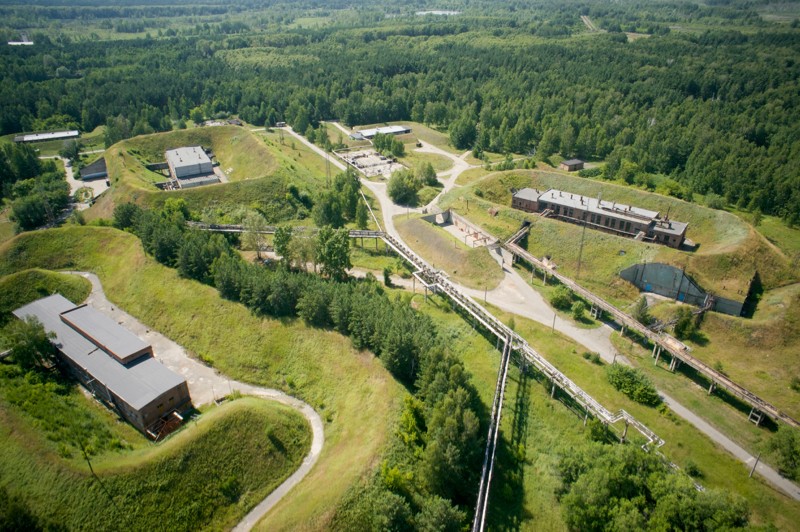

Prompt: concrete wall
xmin=620 ymin=263 xmax=744 ymax=316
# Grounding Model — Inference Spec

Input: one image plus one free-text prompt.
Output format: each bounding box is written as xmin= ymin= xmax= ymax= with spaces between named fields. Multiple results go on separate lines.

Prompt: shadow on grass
xmin=486 ymin=366 xmax=531 ymax=529
xmin=661 ymin=357 xmax=779 ymax=432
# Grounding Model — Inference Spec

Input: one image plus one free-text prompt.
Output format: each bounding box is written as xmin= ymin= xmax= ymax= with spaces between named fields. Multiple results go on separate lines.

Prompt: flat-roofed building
xmin=350 ymin=125 xmax=412 ymax=140
xmin=166 ymin=146 xmax=213 ymax=179
xmin=13 ymin=295 xmax=191 ymax=437
xmin=511 ymin=188 xmax=688 ymax=248
xmin=14 ymin=130 xmax=79 ymax=143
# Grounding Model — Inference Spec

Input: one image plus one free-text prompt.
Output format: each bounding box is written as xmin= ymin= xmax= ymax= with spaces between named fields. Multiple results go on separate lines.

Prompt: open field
xmin=439 ymin=169 xmax=797 ymax=303
xmin=0 ymin=392 xmax=309 ymax=531
xmin=395 ymin=215 xmax=504 ymax=290
xmin=0 ymin=226 xmax=402 ymax=529
xmin=399 ymin=148 xmax=454 ymax=174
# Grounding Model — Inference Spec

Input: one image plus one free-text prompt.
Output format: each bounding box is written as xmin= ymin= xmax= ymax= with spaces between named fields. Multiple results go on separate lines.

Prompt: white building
xmin=165 ymin=146 xmax=213 ymax=179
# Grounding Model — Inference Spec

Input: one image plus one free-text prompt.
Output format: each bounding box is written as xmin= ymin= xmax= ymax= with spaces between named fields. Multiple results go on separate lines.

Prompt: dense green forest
xmin=0 ymin=0 xmax=798 ymax=222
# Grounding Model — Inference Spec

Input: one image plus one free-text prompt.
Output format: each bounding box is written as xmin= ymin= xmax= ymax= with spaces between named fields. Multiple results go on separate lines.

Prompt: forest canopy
xmin=1 ymin=0 xmax=798 ymax=223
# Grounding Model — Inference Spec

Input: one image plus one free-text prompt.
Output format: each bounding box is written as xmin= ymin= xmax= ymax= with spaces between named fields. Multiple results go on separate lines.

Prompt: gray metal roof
xmin=165 ymin=146 xmax=211 ymax=168
xmin=13 ymin=295 xmax=186 ymax=411
xmin=514 ymin=188 xmax=688 ymax=236
xmin=562 ymin=159 xmax=584 ymax=166
xmin=512 ymin=188 xmax=542 ymax=201
xmin=60 ymin=304 xmax=150 ymax=363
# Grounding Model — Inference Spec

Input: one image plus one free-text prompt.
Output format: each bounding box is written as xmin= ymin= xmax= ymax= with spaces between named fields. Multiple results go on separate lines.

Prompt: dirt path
xmin=66 ymin=272 xmax=326 ymax=530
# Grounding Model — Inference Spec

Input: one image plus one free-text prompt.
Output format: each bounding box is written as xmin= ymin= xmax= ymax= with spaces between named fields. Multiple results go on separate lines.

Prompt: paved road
xmin=281 ymin=125 xmax=800 ymax=500
xmin=40 ymin=155 xmax=109 ymax=203
xmin=66 ymin=272 xmax=326 ymax=529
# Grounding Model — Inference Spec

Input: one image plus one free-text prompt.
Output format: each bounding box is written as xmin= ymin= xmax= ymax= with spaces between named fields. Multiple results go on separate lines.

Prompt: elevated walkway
xmin=504 ymin=223 xmax=799 ymax=430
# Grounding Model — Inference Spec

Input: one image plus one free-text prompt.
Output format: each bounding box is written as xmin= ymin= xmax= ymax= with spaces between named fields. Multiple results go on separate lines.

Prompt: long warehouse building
xmin=13 ymin=294 xmax=191 ymax=437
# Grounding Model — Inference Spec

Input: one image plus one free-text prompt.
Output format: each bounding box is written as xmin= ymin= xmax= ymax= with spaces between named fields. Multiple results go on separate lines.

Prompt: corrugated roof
xmin=562 ymin=159 xmax=584 ymax=166
xmin=357 ymin=125 xmax=412 ymax=138
xmin=60 ymin=304 xmax=150 ymax=363
xmin=13 ymin=295 xmax=186 ymax=411
xmin=512 ymin=188 xmax=542 ymax=201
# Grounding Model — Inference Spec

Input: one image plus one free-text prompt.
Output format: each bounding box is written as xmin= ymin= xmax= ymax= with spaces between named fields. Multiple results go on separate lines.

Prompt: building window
xmin=610 ymin=219 xmax=616 ymax=229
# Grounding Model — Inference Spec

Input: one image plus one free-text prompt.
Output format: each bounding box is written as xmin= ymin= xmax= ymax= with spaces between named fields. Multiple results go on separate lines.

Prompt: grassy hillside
xmin=439 ymin=169 xmax=797 ymax=303
xmin=395 ymin=215 xmax=504 ymax=290
xmin=0 ymin=269 xmax=91 ymax=325
xmin=86 ymin=126 xmax=329 ymax=223
xmin=0 ymin=226 xmax=403 ymax=529
xmin=0 ymin=395 xmax=309 ymax=531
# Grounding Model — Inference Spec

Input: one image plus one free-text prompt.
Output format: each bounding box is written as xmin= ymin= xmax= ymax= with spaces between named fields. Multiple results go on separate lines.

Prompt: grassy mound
xmin=0 ymin=269 xmax=91 ymax=325
xmin=86 ymin=126 xmax=327 ymax=223
xmin=0 ymin=226 xmax=402 ymax=529
xmin=0 ymin=395 xmax=309 ymax=531
xmin=395 ymin=216 xmax=504 ymax=290
xmin=439 ymin=169 xmax=797 ymax=302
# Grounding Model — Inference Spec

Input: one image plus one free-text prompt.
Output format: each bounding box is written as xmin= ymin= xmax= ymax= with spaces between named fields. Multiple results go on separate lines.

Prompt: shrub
xmin=577 ymin=167 xmax=602 ymax=178
xmin=606 ymin=364 xmax=661 ymax=406
xmin=550 ymin=285 xmax=573 ymax=311
xmin=571 ymin=301 xmax=586 ymax=321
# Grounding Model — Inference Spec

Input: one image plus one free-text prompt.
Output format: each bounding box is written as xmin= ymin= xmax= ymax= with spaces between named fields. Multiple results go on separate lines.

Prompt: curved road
xmin=66 ymin=272 xmax=325 ymax=530
xmin=279 ymin=126 xmax=800 ymax=500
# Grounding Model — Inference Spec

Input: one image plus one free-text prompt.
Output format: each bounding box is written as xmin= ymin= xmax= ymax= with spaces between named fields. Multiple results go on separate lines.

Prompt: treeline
xmin=1 ymin=1 xmax=798 ymax=220
xmin=115 ymin=199 xmax=484 ymax=526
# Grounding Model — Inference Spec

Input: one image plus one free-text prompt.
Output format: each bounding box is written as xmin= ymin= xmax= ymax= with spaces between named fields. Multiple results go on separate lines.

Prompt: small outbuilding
xmin=13 ymin=294 xmax=192 ymax=438
xmin=559 ymin=159 xmax=584 ymax=172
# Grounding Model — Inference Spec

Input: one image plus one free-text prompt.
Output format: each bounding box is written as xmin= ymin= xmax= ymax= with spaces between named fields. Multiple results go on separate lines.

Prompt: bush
xmin=766 ymin=426 xmax=800 ymax=481
xmin=606 ymin=364 xmax=661 ymax=406
xmin=673 ymin=306 xmax=697 ymax=340
xmin=571 ymin=301 xmax=586 ymax=321
xmin=577 ymin=167 xmax=602 ymax=178
xmin=550 ymin=285 xmax=573 ymax=311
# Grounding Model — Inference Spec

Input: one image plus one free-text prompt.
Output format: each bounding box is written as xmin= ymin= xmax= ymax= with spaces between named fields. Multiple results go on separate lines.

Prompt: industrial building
xmin=14 ymin=130 xmax=79 ymax=143
xmin=350 ymin=125 xmax=411 ymax=140
xmin=165 ymin=146 xmax=219 ymax=188
xmin=511 ymin=188 xmax=688 ymax=248
xmin=13 ymin=295 xmax=191 ymax=438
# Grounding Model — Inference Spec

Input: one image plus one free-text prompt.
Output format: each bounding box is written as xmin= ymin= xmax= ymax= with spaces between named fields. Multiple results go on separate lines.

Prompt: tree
xmin=449 ymin=116 xmax=477 ymax=150
xmin=316 ymin=227 xmax=351 ymax=281
xmin=355 ymin=201 xmax=369 ymax=229
xmin=766 ymin=426 xmax=800 ymax=481
xmin=59 ymin=139 xmax=82 ymax=164
xmin=418 ymin=162 xmax=438 ymax=186
xmin=312 ymin=191 xmax=345 ymax=228
xmin=387 ymin=169 xmax=419 ymax=206
xmin=112 ymin=202 xmax=142 ymax=230
xmin=673 ymin=306 xmax=697 ymax=340
xmin=273 ymin=225 xmax=294 ymax=265
xmin=421 ymin=386 xmax=481 ymax=503
xmin=242 ymin=211 xmax=268 ymax=259
xmin=631 ymin=296 xmax=651 ymax=325
xmin=550 ymin=285 xmax=573 ymax=310
xmin=6 ymin=316 xmax=56 ymax=370
xmin=571 ymin=301 xmax=586 ymax=321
